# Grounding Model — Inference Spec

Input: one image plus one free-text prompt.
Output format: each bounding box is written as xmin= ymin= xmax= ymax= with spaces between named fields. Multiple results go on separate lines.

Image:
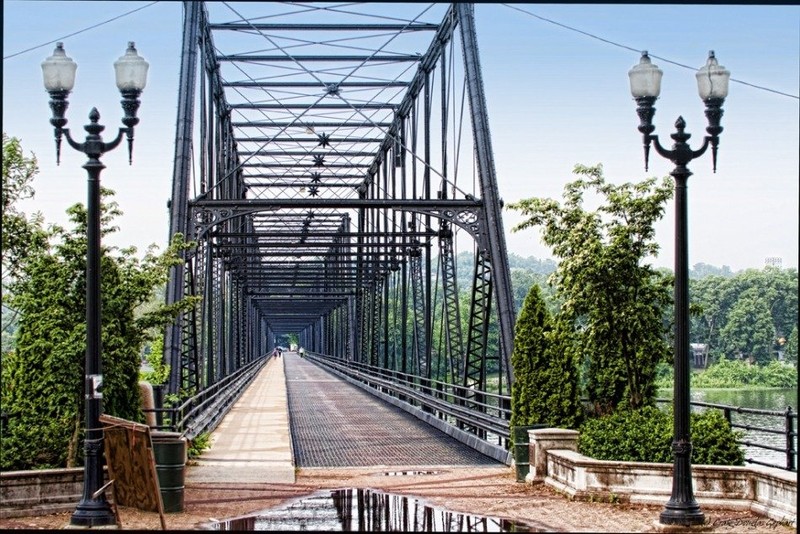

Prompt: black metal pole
xmin=635 ymin=108 xmax=721 ymax=526
xmin=70 ymin=155 xmax=117 ymax=528
xmin=46 ymin=82 xmax=142 ymax=527
xmin=659 ymin=163 xmax=704 ymax=526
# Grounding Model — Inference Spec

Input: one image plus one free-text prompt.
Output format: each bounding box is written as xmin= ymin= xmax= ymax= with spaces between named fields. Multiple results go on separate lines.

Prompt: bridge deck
xmin=187 ymin=352 xmax=499 ymax=484
xmin=286 ymin=352 xmax=499 ymax=468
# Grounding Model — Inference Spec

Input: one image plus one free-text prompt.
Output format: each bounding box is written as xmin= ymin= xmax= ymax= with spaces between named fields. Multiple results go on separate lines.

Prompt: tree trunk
xmin=66 ymin=417 xmax=80 ymax=468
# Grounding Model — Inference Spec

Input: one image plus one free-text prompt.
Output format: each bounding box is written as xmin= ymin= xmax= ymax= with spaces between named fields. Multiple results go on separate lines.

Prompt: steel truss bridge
xmin=161 ymin=2 xmax=518 ymax=457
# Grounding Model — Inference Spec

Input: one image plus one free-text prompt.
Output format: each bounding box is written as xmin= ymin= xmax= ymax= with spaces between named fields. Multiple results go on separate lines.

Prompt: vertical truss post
xmin=457 ymin=3 xmax=516 ymax=386
xmin=180 ymin=256 xmax=200 ymax=393
xmin=409 ymin=239 xmax=427 ymax=379
xmin=462 ymin=250 xmax=493 ymax=437
xmin=165 ymin=0 xmax=200 ymax=396
xmin=438 ymin=221 xmax=463 ymax=383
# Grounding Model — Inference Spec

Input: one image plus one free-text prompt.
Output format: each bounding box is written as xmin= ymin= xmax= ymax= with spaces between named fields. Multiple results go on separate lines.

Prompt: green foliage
xmin=720 ymin=289 xmax=776 ymax=364
xmin=784 ymin=326 xmax=797 ymax=365
xmin=692 ymin=357 xmax=795 ymax=388
xmin=1 ymin=185 xmax=195 ymax=471
xmin=578 ymin=406 xmax=672 ymax=463
xmin=140 ymin=334 xmax=170 ymax=385
xmin=543 ymin=316 xmax=584 ymax=428
xmin=2 ymin=134 xmax=48 ymax=358
xmin=508 ymin=164 xmax=672 ymax=413
xmin=510 ymin=285 xmax=582 ymax=432
xmin=690 ymin=410 xmax=746 ymax=466
xmin=656 ymin=357 xmax=797 ymax=389
xmin=690 ymin=268 xmax=798 ymax=365
xmin=2 ymin=133 xmax=47 ymax=283
xmin=690 ymin=262 xmax=734 ymax=279
xmin=578 ymin=406 xmax=744 ymax=466
xmin=187 ymin=432 xmax=211 ymax=459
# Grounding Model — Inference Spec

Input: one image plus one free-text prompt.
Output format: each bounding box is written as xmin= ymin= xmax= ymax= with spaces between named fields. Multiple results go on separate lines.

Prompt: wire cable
xmin=501 ymin=3 xmax=799 ymax=100
xmin=3 ymin=1 xmax=160 ymax=60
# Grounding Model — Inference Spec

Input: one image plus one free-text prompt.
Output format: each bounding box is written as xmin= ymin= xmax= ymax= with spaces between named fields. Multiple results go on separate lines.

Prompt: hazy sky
xmin=3 ymin=2 xmax=798 ymax=272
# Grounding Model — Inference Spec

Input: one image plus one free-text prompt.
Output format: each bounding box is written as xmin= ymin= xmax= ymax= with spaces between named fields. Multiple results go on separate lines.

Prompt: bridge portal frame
xmin=163 ymin=1 xmax=517 ymax=449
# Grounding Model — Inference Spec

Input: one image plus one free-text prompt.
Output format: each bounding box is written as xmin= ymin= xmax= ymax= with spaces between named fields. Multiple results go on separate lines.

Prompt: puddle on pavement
xmin=208 ymin=488 xmax=546 ymax=531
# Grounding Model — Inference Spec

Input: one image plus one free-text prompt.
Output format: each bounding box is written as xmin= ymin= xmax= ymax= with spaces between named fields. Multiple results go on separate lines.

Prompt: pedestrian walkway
xmin=186 ymin=354 xmax=295 ymax=484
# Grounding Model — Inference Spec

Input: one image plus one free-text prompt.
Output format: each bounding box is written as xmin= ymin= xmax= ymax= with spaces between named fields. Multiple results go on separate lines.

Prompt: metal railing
xmin=656 ymin=398 xmax=798 ymax=472
xmin=310 ymin=353 xmax=796 ymax=472
xmin=144 ymin=355 xmax=268 ymax=440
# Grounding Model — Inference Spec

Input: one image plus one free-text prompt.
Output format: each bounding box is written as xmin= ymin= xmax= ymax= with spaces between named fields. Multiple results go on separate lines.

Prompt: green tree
xmin=2 ymin=133 xmax=47 ymax=281
xmin=689 ymin=274 xmax=729 ymax=365
xmin=784 ymin=325 xmax=797 ymax=366
xmin=719 ymin=289 xmax=776 ymax=364
xmin=2 ymin=134 xmax=48 ymax=356
xmin=688 ymin=267 xmax=798 ymax=368
xmin=510 ymin=284 xmax=550 ymax=429
xmin=508 ymin=164 xmax=673 ymax=413
xmin=1 ymin=190 xmax=194 ymax=470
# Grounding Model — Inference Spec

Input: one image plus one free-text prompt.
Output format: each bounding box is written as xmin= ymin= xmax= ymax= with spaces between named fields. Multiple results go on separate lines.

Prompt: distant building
xmin=764 ymin=257 xmax=782 ymax=268
xmin=690 ymin=343 xmax=709 ymax=368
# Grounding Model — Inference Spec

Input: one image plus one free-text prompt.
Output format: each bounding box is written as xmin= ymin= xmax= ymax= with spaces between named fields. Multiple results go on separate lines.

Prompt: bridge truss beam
xmin=164 ymin=1 xmax=517 ymax=450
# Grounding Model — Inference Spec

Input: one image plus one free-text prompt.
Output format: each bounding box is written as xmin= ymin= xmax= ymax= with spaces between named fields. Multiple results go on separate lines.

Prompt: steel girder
xmin=164 ymin=2 xmax=517 ymax=442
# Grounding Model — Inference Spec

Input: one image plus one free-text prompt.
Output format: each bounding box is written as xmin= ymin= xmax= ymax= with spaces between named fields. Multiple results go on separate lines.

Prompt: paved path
xmin=187 ymin=352 xmax=500 ymax=484
xmin=284 ymin=353 xmax=500 ymax=468
xmin=186 ymin=356 xmax=295 ymax=484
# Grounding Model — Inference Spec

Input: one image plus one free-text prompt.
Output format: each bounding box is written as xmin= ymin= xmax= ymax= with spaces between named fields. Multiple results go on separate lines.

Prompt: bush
xmin=578 ymin=405 xmax=744 ymax=466
xmin=578 ymin=406 xmax=672 ymax=463
xmin=690 ymin=410 xmax=745 ymax=466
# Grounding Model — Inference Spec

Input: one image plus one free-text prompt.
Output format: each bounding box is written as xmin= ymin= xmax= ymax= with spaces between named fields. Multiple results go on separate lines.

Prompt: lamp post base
xmin=659 ymin=503 xmax=706 ymax=527
xmin=68 ymin=499 xmax=118 ymax=529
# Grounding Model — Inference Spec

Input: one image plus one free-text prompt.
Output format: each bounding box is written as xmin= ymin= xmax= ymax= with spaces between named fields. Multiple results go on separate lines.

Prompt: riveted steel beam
xmin=208 ymin=23 xmax=438 ymax=31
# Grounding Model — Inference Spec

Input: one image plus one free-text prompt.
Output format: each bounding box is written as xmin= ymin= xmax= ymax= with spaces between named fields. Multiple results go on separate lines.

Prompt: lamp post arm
xmin=62 ymin=128 xmax=86 ymax=154
xmin=102 ymin=127 xmax=127 ymax=155
xmin=691 ymin=136 xmax=711 ymax=161
xmin=650 ymin=134 xmax=674 ymax=161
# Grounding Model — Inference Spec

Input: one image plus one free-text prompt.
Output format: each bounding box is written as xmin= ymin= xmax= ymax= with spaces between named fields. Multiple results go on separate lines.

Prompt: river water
xmin=659 ymin=387 xmax=797 ymax=470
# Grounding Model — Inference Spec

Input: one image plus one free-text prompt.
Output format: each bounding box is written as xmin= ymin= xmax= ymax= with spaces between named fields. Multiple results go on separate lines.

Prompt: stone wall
xmin=527 ymin=427 xmax=797 ymax=526
xmin=0 ymin=468 xmax=108 ymax=519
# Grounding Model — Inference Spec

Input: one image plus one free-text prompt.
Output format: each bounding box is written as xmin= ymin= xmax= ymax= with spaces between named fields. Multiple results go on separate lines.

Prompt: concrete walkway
xmin=186 ymin=355 xmax=295 ymax=484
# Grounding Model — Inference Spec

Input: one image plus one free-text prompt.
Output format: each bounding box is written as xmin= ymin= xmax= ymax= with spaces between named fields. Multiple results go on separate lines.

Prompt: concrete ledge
xmin=1 ymin=467 xmax=108 ymax=519
xmin=541 ymin=448 xmax=796 ymax=526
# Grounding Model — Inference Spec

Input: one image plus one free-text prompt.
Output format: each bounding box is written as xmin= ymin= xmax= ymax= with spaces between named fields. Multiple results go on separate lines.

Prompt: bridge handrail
xmin=306 ymin=352 xmax=511 ymax=440
xmin=146 ymin=355 xmax=268 ymax=439
xmin=312 ymin=353 xmax=511 ymax=415
xmin=308 ymin=352 xmax=510 ymax=415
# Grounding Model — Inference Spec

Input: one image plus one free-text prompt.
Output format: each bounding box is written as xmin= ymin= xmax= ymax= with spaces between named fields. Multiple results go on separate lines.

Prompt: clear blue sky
xmin=3 ymin=2 xmax=798 ymax=272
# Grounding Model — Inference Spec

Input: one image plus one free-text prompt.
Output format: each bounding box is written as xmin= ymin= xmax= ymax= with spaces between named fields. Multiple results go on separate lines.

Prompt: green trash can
xmin=513 ymin=425 xmax=544 ymax=483
xmin=151 ymin=431 xmax=187 ymax=513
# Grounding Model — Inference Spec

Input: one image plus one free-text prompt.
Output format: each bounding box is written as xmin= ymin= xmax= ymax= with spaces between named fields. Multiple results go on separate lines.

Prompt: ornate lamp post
xmin=629 ymin=50 xmax=730 ymax=526
xmin=41 ymin=41 xmax=148 ymax=528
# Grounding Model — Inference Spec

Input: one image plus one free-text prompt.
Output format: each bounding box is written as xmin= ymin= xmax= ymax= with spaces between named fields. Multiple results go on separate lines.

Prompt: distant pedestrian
xmin=299 ymin=347 xmax=305 ymax=358
xmin=272 ymin=348 xmax=279 ymax=359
